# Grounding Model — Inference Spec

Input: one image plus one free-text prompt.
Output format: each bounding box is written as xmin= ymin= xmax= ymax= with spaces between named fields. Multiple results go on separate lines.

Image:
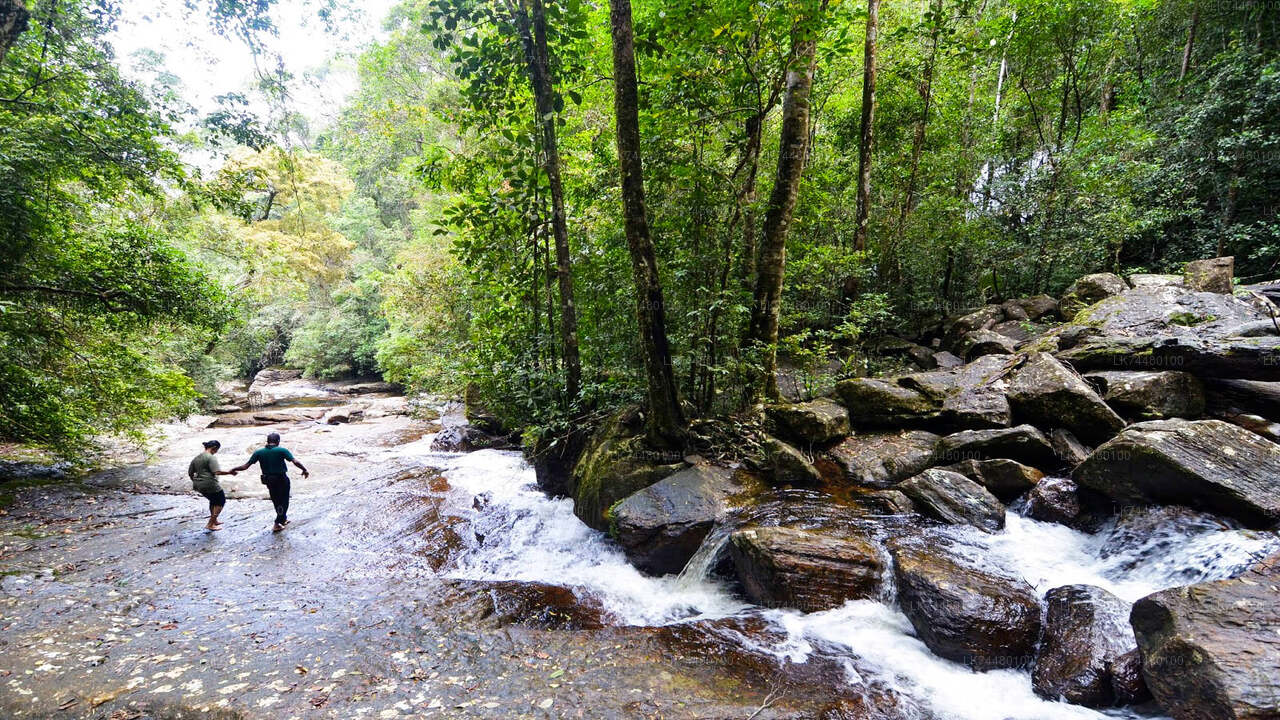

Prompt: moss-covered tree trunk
xmin=748 ymin=3 xmax=823 ymax=402
xmin=607 ymin=0 xmax=685 ymax=444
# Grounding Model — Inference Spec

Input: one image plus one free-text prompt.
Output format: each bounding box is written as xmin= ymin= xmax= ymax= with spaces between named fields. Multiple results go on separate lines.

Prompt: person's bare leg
xmin=206 ymin=505 xmax=223 ymax=530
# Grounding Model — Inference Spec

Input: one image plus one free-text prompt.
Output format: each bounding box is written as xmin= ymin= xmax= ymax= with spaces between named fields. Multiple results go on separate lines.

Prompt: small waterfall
xmin=419 ymin=448 xmax=1276 ymax=720
xmin=673 ymin=522 xmax=735 ymax=589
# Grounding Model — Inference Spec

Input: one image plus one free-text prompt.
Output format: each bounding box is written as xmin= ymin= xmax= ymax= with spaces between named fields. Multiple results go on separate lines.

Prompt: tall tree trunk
xmin=748 ymin=4 xmax=823 ymax=402
xmin=0 ymin=0 xmax=27 ymax=64
xmin=900 ymin=0 xmax=942 ymax=226
xmin=1178 ymin=2 xmax=1199 ymax=96
xmin=852 ymin=0 xmax=879 ymax=253
xmin=510 ymin=0 xmax=583 ymax=403
xmin=607 ymin=0 xmax=685 ymax=443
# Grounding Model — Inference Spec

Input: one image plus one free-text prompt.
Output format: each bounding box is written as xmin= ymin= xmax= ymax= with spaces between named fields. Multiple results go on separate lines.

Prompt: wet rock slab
xmin=822 ymin=430 xmax=940 ymax=488
xmin=610 ymin=465 xmax=763 ymax=575
xmin=897 ymin=468 xmax=1004 ymax=532
xmin=1033 ymin=584 xmax=1147 ymax=706
xmin=1131 ymin=555 xmax=1280 ymax=720
xmin=728 ymin=526 xmax=886 ymax=612
xmin=1074 ymin=418 xmax=1280 ymax=527
xmin=889 ymin=538 xmax=1041 ymax=670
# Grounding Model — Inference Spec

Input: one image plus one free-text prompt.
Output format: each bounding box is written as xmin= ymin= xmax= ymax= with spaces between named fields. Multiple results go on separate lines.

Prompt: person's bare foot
xmin=272 ymin=523 xmax=285 ymax=532
xmin=205 ymin=523 xmax=222 ymax=531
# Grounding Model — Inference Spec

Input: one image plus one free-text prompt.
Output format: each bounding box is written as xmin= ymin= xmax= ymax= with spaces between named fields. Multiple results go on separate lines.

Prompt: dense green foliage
xmin=3 ymin=0 xmax=1278 ymax=448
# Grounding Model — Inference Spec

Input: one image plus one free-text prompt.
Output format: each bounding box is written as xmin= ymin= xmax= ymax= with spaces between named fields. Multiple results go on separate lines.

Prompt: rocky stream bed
xmin=2 ymin=258 xmax=1280 ymax=719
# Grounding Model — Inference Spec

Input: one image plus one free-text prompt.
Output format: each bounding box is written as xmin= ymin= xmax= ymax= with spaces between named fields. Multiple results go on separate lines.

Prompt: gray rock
xmin=944 ymin=305 xmax=1006 ymax=349
xmin=1074 ymin=419 xmax=1280 ymax=527
xmin=766 ymin=397 xmax=850 ymax=445
xmin=1024 ymin=476 xmax=1082 ymax=525
xmin=934 ymin=425 xmax=1058 ymax=467
xmin=1127 ymin=273 xmax=1184 ymax=289
xmin=933 ymin=351 xmax=964 ymax=369
xmin=1131 ymin=556 xmax=1280 ymax=720
xmin=898 ymin=469 xmax=1005 ymax=532
xmin=1184 ymin=256 xmax=1234 ymax=293
xmin=1060 ymin=273 xmax=1129 ymax=319
xmin=1050 ymin=428 xmax=1091 ymax=468
xmin=729 ymin=526 xmax=886 ymax=612
xmin=942 ymin=458 xmax=1044 ymax=501
xmin=1005 ymin=352 xmax=1126 ymax=445
xmin=991 ymin=319 xmax=1047 ymax=344
xmin=1003 ymin=294 xmax=1060 ymax=321
xmin=572 ymin=409 xmax=686 ymax=531
xmin=957 ymin=329 xmax=1017 ymax=360
xmin=834 ymin=377 xmax=941 ymax=427
xmin=764 ymin=436 xmax=823 ymax=486
xmin=900 ymin=355 xmax=1013 ymax=429
xmin=611 ymin=465 xmax=764 ymax=576
xmin=1084 ymin=370 xmax=1205 ymax=420
xmin=890 ymin=539 xmax=1042 ymax=670
xmin=1033 ymin=584 xmax=1147 ymax=707
xmin=823 ymin=430 xmax=940 ymax=488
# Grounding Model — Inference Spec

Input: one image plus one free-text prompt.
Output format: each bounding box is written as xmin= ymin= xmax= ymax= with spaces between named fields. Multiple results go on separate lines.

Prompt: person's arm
xmin=285 ymin=449 xmax=309 ymax=478
xmin=229 ymin=451 xmax=260 ymax=474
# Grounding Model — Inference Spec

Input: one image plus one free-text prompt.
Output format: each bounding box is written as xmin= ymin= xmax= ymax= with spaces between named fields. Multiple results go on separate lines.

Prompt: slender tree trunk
xmin=1178 ymin=2 xmax=1199 ymax=96
xmin=0 ymin=0 xmax=28 ymax=64
xmin=852 ymin=0 xmax=879 ymax=253
xmin=511 ymin=0 xmax=583 ymax=402
xmin=900 ymin=0 xmax=942 ymax=226
xmin=748 ymin=4 xmax=823 ymax=402
xmin=607 ymin=0 xmax=685 ymax=443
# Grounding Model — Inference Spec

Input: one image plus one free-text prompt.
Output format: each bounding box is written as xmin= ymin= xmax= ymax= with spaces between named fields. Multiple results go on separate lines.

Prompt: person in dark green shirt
xmin=187 ymin=440 xmax=237 ymax=531
xmin=230 ymin=432 xmax=309 ymax=532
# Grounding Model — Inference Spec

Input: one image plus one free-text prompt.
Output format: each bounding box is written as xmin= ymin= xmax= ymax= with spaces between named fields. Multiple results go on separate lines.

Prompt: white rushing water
xmin=430 ymin=449 xmax=1278 ymax=720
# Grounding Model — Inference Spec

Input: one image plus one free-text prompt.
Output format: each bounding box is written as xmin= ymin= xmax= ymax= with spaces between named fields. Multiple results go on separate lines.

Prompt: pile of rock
xmin=535 ymin=256 xmax=1280 ymax=719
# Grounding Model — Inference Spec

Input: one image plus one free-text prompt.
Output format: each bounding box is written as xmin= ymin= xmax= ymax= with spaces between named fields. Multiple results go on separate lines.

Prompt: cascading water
xmin=424 ymin=449 xmax=1278 ymax=720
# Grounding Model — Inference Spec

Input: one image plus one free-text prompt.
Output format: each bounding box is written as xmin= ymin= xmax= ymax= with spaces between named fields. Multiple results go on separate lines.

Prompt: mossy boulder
xmin=766 ymin=397 xmax=850 ymax=445
xmin=1059 ymin=273 xmax=1129 ymax=320
xmin=571 ymin=408 xmax=686 ymax=531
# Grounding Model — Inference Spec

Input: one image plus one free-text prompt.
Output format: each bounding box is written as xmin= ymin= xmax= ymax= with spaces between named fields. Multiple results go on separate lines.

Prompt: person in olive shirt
xmin=188 ymin=440 xmax=237 ymax=531
xmin=230 ymin=432 xmax=309 ymax=532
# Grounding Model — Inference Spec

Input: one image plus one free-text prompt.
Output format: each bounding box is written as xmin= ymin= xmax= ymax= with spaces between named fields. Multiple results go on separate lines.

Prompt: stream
xmin=1 ymin=394 xmax=1276 ymax=719
xmin=435 ymin=447 xmax=1278 ymax=720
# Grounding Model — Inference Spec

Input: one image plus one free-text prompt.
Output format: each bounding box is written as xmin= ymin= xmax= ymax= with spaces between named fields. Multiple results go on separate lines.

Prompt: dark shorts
xmin=199 ymin=489 xmax=226 ymax=509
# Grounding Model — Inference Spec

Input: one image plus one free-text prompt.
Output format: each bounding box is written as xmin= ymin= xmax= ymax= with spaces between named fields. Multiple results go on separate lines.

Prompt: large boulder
xmin=957 ymin=329 xmax=1017 ymax=360
xmin=943 ymin=304 xmax=1006 ymax=349
xmin=1002 ymin=294 xmax=1059 ymax=321
xmin=1130 ymin=558 xmax=1280 ymax=720
xmin=1051 ymin=285 xmax=1280 ymax=380
xmin=728 ymin=526 xmax=886 ymax=612
xmin=835 ymin=378 xmax=941 ymax=427
xmin=897 ymin=469 xmax=1005 ymax=532
xmin=1084 ymin=370 xmax=1206 ymax=420
xmin=1184 ymin=256 xmax=1234 ymax=294
xmin=1128 ymin=273 xmax=1184 ymax=289
xmin=1033 ymin=584 xmax=1147 ymax=706
xmin=1074 ymin=419 xmax=1280 ymax=527
xmin=767 ymin=398 xmax=851 ymax=445
xmin=1005 ymin=352 xmax=1126 ymax=445
xmin=1023 ymin=476 xmax=1082 ymax=526
xmin=611 ymin=465 xmax=764 ymax=576
xmin=933 ymin=425 xmax=1058 ymax=468
xmin=1060 ymin=273 xmax=1129 ymax=319
xmin=1050 ymin=428 xmax=1091 ymax=468
xmin=822 ymin=430 xmax=940 ymax=488
xmin=890 ymin=539 xmax=1042 ymax=670
xmin=899 ymin=355 xmax=1013 ymax=429
xmin=763 ymin=436 xmax=823 ymax=486
xmin=571 ymin=409 xmax=686 ymax=531
xmin=941 ymin=458 xmax=1043 ymax=501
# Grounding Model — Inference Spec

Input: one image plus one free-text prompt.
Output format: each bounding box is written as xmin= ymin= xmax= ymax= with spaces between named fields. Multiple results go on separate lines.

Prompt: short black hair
xmin=266 ymin=432 xmax=281 ymax=446
xmin=202 ymin=440 xmax=221 ymax=450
